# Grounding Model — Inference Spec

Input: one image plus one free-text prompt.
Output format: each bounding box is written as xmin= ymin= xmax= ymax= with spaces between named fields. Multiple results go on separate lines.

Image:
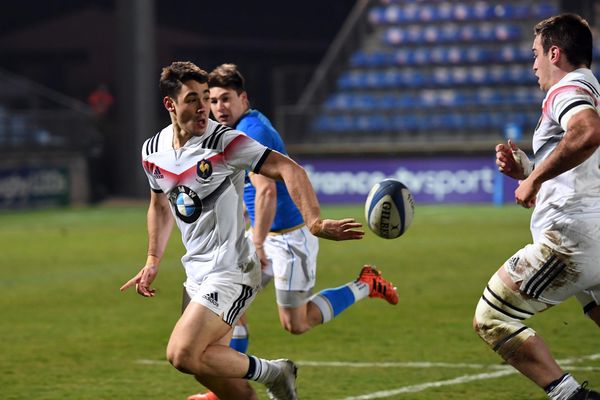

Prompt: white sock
xmin=349 ymin=280 xmax=370 ymax=300
xmin=244 ymin=355 xmax=280 ymax=384
xmin=232 ymin=324 xmax=248 ymax=339
xmin=546 ymin=374 xmax=580 ymax=400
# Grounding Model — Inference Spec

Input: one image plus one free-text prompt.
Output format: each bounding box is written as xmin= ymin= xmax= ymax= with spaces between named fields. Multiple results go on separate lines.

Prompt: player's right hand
xmin=255 ymin=245 xmax=269 ymax=269
xmin=311 ymin=218 xmax=364 ymax=241
xmin=120 ymin=264 xmax=158 ymax=297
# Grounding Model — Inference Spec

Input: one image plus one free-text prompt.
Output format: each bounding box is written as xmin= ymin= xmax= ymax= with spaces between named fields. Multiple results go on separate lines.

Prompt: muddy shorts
xmin=505 ymin=217 xmax=600 ymax=307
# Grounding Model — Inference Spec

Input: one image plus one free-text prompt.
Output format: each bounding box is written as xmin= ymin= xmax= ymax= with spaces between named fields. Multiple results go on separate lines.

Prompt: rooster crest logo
xmin=196 ymin=159 xmax=213 ymax=181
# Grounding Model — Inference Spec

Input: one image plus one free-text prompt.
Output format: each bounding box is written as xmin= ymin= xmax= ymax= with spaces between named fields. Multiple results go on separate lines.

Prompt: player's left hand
xmin=515 ymin=177 xmax=539 ymax=208
xmin=311 ymin=218 xmax=364 ymax=241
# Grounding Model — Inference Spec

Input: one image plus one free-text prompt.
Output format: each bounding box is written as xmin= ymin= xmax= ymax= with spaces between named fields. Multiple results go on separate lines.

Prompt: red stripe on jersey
xmin=181 ymin=163 xmax=199 ymax=181
xmin=220 ymin=133 xmax=247 ymax=160
xmin=543 ymin=84 xmax=594 ymax=116
xmin=202 ymin=133 xmax=246 ymax=166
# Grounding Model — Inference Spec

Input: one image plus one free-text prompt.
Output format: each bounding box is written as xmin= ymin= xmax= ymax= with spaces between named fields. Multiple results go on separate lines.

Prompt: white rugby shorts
xmin=505 ymin=216 xmax=600 ymax=307
xmin=185 ymin=255 xmax=261 ymax=326
xmin=263 ymin=225 xmax=319 ymax=293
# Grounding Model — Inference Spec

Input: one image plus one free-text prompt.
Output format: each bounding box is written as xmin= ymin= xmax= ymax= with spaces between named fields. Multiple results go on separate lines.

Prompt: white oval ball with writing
xmin=365 ymin=179 xmax=414 ymax=239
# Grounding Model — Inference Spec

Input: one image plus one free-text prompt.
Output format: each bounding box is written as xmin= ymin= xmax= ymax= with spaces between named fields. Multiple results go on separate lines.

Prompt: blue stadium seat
xmin=494 ymin=24 xmax=520 ymax=41
xmin=476 ymin=88 xmax=503 ymax=105
xmin=383 ymin=28 xmax=406 ymax=45
xmin=458 ymin=24 xmax=478 ymax=41
xmin=412 ymin=48 xmax=431 ymax=65
xmin=531 ymin=3 xmax=560 ymax=18
xmin=439 ymin=24 xmax=460 ymax=42
xmin=356 ymin=94 xmax=377 ymax=110
xmin=436 ymin=2 xmax=453 ymax=21
xmin=417 ymin=4 xmax=437 ymax=22
xmin=383 ymin=5 xmax=402 ymax=24
xmin=355 ymin=115 xmax=390 ymax=131
xmin=375 ymin=94 xmax=394 ymax=110
xmin=431 ymin=67 xmax=451 ymax=86
xmin=392 ymin=114 xmax=419 ymax=131
xmin=396 ymin=93 xmax=417 ymax=108
xmin=453 ymin=3 xmax=472 ymax=21
xmin=465 ymin=46 xmax=491 ymax=63
xmin=316 ymin=0 xmax=554 ymax=136
xmin=472 ymin=2 xmax=495 ymax=20
xmin=367 ymin=7 xmax=385 ymax=26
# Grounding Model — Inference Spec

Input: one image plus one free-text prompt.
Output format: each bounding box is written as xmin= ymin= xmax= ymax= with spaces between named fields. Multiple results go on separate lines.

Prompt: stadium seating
xmin=311 ymin=0 xmax=566 ymax=140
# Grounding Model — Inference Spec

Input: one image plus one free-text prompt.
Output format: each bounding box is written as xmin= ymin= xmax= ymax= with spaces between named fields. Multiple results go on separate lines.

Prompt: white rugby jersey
xmin=141 ymin=119 xmax=271 ymax=283
xmin=530 ymin=68 xmax=600 ymax=240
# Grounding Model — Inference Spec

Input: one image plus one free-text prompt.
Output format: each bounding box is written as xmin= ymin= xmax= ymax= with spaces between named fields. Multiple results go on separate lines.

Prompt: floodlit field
xmin=1 ymin=204 xmax=598 ymax=400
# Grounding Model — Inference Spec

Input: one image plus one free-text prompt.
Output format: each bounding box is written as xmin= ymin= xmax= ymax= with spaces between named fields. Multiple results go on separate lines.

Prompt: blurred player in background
xmin=184 ymin=63 xmax=399 ymax=400
xmin=120 ymin=61 xmax=365 ymax=400
xmin=474 ymin=13 xmax=600 ymax=400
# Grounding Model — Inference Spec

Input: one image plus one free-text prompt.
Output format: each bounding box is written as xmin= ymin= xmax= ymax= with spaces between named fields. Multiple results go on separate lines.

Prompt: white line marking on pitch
xmin=340 ymin=353 xmax=600 ymax=400
xmin=340 ymin=369 xmax=518 ymax=400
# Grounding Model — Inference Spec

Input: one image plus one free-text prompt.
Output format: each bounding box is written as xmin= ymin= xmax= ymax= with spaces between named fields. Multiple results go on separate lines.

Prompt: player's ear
xmin=163 ymin=96 xmax=175 ymax=113
xmin=549 ymin=45 xmax=560 ymax=64
xmin=241 ymin=91 xmax=249 ymax=107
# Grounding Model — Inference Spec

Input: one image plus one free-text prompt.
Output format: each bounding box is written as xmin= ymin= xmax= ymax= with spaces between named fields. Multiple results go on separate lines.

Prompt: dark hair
xmin=534 ymin=13 xmax=592 ymax=68
xmin=159 ymin=61 xmax=208 ymax=98
xmin=208 ymin=63 xmax=246 ymax=93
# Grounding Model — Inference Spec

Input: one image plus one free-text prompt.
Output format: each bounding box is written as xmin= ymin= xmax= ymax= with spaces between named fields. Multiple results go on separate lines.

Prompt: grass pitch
xmin=1 ymin=203 xmax=598 ymax=399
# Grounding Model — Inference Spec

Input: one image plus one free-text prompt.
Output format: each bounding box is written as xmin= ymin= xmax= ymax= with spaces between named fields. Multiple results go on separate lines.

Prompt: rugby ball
xmin=365 ymin=179 xmax=414 ymax=239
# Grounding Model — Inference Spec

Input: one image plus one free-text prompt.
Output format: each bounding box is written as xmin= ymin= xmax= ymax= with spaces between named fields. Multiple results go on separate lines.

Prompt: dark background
xmin=0 ymin=0 xmax=355 ymax=115
xmin=0 ymin=0 xmax=355 ymax=197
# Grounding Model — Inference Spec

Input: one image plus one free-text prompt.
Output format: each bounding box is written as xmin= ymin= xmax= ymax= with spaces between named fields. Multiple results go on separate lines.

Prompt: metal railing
xmin=0 ymin=67 xmax=100 ymax=154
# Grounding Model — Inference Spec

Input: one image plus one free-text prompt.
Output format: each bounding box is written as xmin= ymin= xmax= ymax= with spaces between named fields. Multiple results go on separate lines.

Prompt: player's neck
xmin=172 ymin=129 xmax=194 ymax=149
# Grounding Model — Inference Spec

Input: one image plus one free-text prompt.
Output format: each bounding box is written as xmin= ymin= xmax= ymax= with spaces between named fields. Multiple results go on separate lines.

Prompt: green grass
xmin=0 ymin=204 xmax=598 ymax=399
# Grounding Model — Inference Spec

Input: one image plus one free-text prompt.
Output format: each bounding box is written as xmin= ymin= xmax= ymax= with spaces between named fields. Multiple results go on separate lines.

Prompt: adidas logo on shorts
xmin=202 ymin=291 xmax=219 ymax=307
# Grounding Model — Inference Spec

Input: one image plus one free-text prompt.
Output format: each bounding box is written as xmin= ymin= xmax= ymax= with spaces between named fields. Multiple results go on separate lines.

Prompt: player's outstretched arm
xmin=258 ymin=150 xmax=364 ymax=241
xmin=120 ymin=191 xmax=174 ymax=296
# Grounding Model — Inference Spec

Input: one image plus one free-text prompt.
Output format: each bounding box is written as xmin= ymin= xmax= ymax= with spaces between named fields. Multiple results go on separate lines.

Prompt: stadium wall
xmin=0 ymin=153 xmax=89 ymax=209
xmin=298 ymin=155 xmax=518 ymax=205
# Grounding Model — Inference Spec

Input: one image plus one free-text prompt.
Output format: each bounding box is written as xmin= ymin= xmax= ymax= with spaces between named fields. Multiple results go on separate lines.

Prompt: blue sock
xmin=229 ymin=324 xmax=249 ymax=353
xmin=310 ymin=281 xmax=368 ymax=323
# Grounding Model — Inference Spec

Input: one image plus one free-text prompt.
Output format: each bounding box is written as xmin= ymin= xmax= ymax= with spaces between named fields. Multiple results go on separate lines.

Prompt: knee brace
xmin=474 ymin=273 xmax=548 ymax=359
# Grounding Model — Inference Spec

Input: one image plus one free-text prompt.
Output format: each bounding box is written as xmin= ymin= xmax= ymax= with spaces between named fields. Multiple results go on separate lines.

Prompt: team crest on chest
xmin=197 ymin=159 xmax=213 ymax=182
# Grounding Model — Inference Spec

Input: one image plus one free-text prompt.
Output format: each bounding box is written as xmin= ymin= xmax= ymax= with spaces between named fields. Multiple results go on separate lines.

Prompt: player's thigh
xmin=504 ymin=222 xmax=600 ymax=304
xmin=173 ymin=275 xmax=259 ymax=351
xmin=266 ymin=226 xmax=318 ymax=292
xmin=169 ymin=301 xmax=232 ymax=355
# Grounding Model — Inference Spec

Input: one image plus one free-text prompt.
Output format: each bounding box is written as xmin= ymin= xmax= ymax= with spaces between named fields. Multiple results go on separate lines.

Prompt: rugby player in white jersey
xmin=120 ymin=61 xmax=364 ymax=400
xmin=473 ymin=14 xmax=600 ymax=400
xmin=186 ymin=63 xmax=399 ymax=400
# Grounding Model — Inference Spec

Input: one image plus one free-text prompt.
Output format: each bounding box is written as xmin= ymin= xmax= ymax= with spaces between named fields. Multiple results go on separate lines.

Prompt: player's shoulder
xmin=142 ymin=124 xmax=172 ymax=159
xmin=238 ymin=109 xmax=274 ymax=130
xmin=237 ymin=109 xmax=279 ymax=141
xmin=553 ymin=68 xmax=600 ymax=96
xmin=200 ymin=119 xmax=243 ymax=150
